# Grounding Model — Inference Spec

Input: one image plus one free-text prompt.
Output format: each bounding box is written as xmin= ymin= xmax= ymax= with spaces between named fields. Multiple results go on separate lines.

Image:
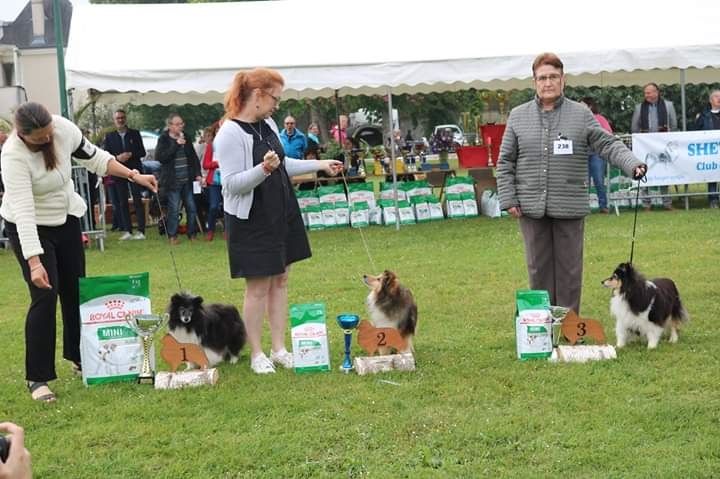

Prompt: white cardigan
xmin=214 ymin=117 xmax=322 ymax=220
xmin=0 ymin=115 xmax=113 ymax=259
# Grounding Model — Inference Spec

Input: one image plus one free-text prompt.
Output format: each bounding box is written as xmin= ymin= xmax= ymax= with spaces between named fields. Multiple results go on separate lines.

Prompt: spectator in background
xmin=631 ymin=82 xmax=677 ymax=211
xmin=0 ymin=422 xmax=32 ymax=479
xmin=304 ymin=122 xmax=322 ymax=160
xmin=279 ymin=116 xmax=307 ymax=159
xmin=102 ymin=110 xmax=148 ymax=240
xmin=202 ymin=121 xmax=222 ymax=240
xmin=155 ymin=113 xmax=202 ymax=245
xmin=580 ymin=97 xmax=612 ymax=213
xmin=693 ymin=89 xmax=720 ymax=209
xmin=330 ymin=114 xmax=348 ymax=144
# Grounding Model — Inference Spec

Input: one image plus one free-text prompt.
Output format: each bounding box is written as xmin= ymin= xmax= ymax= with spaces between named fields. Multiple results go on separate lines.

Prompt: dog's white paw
xmin=229 ymin=355 xmax=239 ymax=364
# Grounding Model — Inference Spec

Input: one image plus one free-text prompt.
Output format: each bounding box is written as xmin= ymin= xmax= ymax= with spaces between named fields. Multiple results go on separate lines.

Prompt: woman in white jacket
xmin=214 ymin=68 xmax=342 ymax=374
xmin=0 ymin=102 xmax=157 ymax=402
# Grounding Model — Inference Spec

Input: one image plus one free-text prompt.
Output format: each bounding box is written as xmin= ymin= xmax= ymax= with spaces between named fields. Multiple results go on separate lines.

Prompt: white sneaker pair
xmin=118 ymin=232 xmax=132 ymax=240
xmin=250 ymin=349 xmax=294 ymax=374
xmin=132 ymin=232 xmax=146 ymax=240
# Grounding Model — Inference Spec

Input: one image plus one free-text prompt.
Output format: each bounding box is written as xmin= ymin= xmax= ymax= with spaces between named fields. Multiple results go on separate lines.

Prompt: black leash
xmin=628 ymin=175 xmax=647 ymax=265
xmin=153 ymin=192 xmax=183 ymax=291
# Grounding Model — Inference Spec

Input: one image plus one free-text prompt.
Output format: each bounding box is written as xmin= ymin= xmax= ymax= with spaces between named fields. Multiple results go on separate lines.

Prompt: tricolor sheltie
xmin=601 ymin=263 xmax=689 ymax=349
xmin=363 ymin=271 xmax=418 ymax=353
xmin=167 ymin=292 xmax=246 ymax=367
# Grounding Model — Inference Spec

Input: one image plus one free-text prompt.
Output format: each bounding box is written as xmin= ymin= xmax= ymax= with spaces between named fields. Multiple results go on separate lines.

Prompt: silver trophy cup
xmin=125 ymin=313 xmax=168 ymax=384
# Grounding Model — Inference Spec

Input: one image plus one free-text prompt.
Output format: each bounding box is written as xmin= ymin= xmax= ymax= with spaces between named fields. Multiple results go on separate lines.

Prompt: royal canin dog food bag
xmin=79 ymin=273 xmax=152 ymax=385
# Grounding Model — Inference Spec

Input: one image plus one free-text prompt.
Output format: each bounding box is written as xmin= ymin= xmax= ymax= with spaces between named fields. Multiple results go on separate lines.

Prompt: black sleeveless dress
xmin=224 ymin=120 xmax=311 ymax=278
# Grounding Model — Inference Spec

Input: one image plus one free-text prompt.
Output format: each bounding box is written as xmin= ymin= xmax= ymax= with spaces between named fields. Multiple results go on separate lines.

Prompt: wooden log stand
xmin=354 ymin=352 xmax=415 ymax=375
xmin=155 ymin=334 xmax=218 ymax=390
xmin=155 ymin=369 xmax=219 ymax=390
xmin=354 ymin=320 xmax=415 ymax=375
xmin=561 ymin=310 xmax=606 ymax=345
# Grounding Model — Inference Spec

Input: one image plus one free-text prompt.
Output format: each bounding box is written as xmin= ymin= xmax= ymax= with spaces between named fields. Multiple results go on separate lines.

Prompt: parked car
xmin=140 ymin=130 xmax=159 ymax=160
xmin=139 ymin=130 xmax=161 ymax=175
xmin=432 ymin=124 xmax=465 ymax=147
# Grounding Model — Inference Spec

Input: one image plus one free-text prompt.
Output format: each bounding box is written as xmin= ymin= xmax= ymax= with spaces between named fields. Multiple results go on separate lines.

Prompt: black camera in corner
xmin=0 ymin=434 xmax=10 ymax=463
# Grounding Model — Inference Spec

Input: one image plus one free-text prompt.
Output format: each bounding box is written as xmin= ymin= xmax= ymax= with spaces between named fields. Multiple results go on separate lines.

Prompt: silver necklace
xmin=246 ymin=120 xmax=264 ymax=140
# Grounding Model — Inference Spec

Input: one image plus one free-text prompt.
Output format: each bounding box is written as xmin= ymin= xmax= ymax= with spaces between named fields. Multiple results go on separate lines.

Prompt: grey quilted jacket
xmin=497 ymin=96 xmax=643 ymax=219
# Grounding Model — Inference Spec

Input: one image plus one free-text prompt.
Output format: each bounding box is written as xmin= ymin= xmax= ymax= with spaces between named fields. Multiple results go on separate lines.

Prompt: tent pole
xmin=680 ymin=69 xmax=687 ymax=132
xmin=388 ymin=87 xmax=399 ymax=230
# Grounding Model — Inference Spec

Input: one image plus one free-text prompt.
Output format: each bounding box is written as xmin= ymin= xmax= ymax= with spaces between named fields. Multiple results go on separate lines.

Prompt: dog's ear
xmin=170 ymin=293 xmax=181 ymax=305
xmin=382 ymin=271 xmax=398 ymax=294
xmin=193 ymin=295 xmax=204 ymax=307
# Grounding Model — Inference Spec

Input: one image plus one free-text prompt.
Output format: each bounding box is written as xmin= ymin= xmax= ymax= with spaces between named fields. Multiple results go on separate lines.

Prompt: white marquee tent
xmin=65 ymin=0 xmax=720 ymax=106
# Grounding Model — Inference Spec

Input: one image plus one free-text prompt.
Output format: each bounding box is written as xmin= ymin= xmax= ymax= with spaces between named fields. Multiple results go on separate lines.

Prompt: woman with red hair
xmin=214 ymin=68 xmax=342 ymax=374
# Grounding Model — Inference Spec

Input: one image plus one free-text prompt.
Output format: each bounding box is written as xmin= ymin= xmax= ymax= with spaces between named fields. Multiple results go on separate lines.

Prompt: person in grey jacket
xmin=497 ymin=52 xmax=646 ymax=314
xmin=631 ymin=82 xmax=677 ymax=210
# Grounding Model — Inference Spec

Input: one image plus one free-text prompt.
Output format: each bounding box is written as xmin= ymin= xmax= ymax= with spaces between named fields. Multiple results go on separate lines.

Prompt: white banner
xmin=631 ymin=130 xmax=720 ymax=186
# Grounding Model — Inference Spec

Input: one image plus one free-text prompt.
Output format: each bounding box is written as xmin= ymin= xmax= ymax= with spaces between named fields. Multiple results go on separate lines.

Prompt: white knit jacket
xmin=0 ymin=115 xmax=113 ymax=259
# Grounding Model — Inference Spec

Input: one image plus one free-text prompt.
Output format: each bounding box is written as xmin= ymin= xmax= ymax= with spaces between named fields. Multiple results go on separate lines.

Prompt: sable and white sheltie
xmin=363 ymin=270 xmax=418 ymax=353
xmin=167 ymin=292 xmax=247 ymax=367
xmin=601 ymin=263 xmax=689 ymax=349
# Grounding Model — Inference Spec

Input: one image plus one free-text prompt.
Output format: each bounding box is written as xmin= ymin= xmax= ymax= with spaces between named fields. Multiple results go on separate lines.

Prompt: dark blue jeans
xmin=166 ymin=182 xmax=197 ymax=238
xmin=206 ymin=184 xmax=222 ymax=232
xmin=588 ymin=153 xmax=607 ymax=210
xmin=106 ymin=182 xmax=122 ymax=230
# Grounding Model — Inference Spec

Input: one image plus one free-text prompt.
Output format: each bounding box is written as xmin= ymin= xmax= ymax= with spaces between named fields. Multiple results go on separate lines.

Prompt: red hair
xmin=224 ymin=68 xmax=285 ymax=119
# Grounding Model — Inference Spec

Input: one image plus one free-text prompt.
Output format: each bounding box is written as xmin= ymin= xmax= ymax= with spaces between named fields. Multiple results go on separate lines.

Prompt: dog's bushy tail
xmin=668 ymin=280 xmax=690 ymax=323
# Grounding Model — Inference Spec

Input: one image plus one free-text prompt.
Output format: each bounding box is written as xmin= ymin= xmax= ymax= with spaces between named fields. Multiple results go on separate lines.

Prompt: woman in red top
xmin=581 ymin=97 xmax=612 ymax=213
xmin=202 ymin=121 xmax=222 ymax=240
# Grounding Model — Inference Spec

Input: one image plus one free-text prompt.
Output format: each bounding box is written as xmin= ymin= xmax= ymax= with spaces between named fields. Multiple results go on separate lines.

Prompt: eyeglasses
xmin=171 ymin=122 xmax=185 ymax=127
xmin=267 ymin=92 xmax=281 ymax=104
xmin=535 ymin=74 xmax=562 ymax=83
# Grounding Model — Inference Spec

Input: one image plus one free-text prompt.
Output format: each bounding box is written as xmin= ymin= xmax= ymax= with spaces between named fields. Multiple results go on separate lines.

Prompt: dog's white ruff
xmin=611 ymin=281 xmax=667 ymax=349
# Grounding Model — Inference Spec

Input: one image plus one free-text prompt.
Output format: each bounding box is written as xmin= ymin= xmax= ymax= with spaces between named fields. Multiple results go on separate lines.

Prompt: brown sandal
xmin=71 ymin=361 xmax=82 ymax=377
xmin=28 ymin=381 xmax=56 ymax=403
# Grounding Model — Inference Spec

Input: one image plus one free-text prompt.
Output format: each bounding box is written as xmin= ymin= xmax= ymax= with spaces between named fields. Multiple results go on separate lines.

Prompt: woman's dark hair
xmin=581 ymin=96 xmax=599 ymax=114
xmin=15 ymin=101 xmax=57 ymax=170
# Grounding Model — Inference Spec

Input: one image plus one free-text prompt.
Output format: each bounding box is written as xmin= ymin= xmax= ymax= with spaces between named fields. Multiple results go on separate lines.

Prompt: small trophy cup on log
xmin=336 ymin=313 xmax=360 ymax=373
xmin=125 ymin=313 xmax=168 ymax=385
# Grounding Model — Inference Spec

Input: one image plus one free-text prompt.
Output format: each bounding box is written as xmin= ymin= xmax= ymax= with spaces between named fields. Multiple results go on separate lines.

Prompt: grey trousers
xmin=518 ymin=216 xmax=584 ymax=314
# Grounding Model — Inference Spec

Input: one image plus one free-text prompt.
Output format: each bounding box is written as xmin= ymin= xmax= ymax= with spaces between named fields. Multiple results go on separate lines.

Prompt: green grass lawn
xmin=1 ymin=208 xmax=719 ymax=478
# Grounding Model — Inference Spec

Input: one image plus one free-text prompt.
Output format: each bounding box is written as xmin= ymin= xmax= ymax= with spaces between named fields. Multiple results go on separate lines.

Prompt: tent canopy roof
xmin=65 ymin=0 xmax=720 ymax=105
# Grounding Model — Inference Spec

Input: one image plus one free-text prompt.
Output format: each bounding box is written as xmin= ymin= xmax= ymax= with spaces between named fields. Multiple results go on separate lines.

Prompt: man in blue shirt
xmin=279 ymin=116 xmax=307 ymax=159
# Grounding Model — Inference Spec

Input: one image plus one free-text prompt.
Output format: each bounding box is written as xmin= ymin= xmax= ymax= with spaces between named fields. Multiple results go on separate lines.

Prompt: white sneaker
xmin=132 ymin=232 xmax=146 ymax=240
xmin=270 ymin=349 xmax=294 ymax=369
xmin=250 ymin=353 xmax=275 ymax=374
xmin=118 ymin=232 xmax=132 ymax=240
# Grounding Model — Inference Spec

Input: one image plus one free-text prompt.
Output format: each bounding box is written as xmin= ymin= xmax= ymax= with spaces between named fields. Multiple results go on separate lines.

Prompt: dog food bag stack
xmin=79 ymin=273 xmax=152 ymax=385
xmin=515 ymin=289 xmax=553 ymax=360
xmin=290 ymin=303 xmax=331 ymax=374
